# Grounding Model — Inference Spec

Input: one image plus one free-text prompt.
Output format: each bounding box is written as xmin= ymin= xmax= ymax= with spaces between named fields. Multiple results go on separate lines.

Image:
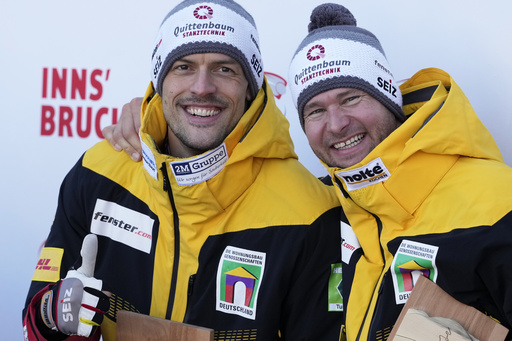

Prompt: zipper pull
xmin=188 ymin=274 xmax=196 ymax=298
xmin=160 ymin=163 xmax=170 ymax=192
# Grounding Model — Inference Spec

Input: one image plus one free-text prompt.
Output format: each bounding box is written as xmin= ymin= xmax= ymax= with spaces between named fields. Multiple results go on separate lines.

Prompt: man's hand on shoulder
xmin=102 ymin=97 xmax=143 ymax=162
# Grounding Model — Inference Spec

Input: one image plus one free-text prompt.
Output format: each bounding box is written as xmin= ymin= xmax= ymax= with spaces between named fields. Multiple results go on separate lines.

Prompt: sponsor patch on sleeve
xmin=32 ymin=247 xmax=64 ymax=282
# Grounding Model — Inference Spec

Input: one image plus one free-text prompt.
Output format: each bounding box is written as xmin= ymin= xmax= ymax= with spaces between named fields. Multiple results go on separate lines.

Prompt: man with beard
xmin=23 ymin=1 xmax=344 ymax=340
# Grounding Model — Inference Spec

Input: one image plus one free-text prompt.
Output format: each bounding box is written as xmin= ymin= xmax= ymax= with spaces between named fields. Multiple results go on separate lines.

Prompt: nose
xmin=190 ymin=69 xmax=216 ymax=96
xmin=325 ymin=107 xmax=350 ymax=133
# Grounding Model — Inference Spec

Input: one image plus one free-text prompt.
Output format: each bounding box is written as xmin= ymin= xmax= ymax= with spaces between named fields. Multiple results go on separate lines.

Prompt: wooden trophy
xmin=389 ymin=275 xmax=508 ymax=341
xmin=116 ymin=310 xmax=214 ymax=341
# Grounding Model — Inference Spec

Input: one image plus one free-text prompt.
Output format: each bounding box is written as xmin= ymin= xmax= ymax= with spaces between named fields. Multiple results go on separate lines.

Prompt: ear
xmin=246 ymin=86 xmax=252 ymax=101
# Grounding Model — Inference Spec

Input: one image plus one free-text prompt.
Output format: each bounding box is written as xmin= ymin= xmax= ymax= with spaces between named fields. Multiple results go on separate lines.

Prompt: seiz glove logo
xmin=60 ymin=286 xmax=74 ymax=322
xmin=40 ymin=234 xmax=110 ymax=337
xmin=56 ymin=280 xmax=81 ymax=326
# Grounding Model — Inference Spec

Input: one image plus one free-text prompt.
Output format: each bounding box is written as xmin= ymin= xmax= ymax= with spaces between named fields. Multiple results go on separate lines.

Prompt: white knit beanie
xmin=151 ymin=0 xmax=264 ymax=99
xmin=288 ymin=3 xmax=404 ymax=130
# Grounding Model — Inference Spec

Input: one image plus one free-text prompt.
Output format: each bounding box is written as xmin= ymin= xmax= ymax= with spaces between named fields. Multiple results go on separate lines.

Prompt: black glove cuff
xmin=34 ymin=299 xmax=68 ymax=341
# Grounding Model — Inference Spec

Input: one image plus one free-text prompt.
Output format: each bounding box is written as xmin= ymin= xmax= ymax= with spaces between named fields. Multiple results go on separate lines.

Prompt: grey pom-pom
xmin=308 ymin=3 xmax=357 ymax=33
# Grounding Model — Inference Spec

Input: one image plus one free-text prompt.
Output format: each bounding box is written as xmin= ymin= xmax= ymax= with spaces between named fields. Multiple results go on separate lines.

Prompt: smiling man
xmin=301 ymin=87 xmax=401 ymax=169
xmin=22 ymin=1 xmax=344 ymax=340
xmin=288 ymin=3 xmax=512 ymax=341
xmin=161 ymin=53 xmax=250 ymax=157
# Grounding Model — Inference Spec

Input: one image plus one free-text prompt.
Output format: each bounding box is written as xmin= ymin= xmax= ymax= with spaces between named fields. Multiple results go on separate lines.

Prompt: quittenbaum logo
xmin=307 ymin=44 xmax=326 ymax=61
xmin=194 ymin=5 xmax=214 ymax=19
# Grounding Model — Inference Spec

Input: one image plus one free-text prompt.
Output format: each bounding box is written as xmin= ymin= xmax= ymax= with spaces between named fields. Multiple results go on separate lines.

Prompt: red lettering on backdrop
xmin=71 ymin=69 xmax=86 ymax=100
xmin=40 ymin=67 xmax=119 ymax=138
xmin=42 ymin=68 xmax=48 ymax=98
xmin=41 ymin=105 xmax=55 ymax=136
xmin=95 ymin=108 xmax=110 ymax=138
xmin=76 ymin=107 xmax=92 ymax=138
xmin=59 ymin=106 xmax=73 ymax=136
xmin=89 ymin=69 xmax=104 ymax=101
xmin=51 ymin=68 xmax=67 ymax=99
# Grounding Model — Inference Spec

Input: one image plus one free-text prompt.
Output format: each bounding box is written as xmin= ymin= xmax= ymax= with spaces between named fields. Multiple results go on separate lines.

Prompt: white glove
xmin=40 ymin=234 xmax=109 ymax=337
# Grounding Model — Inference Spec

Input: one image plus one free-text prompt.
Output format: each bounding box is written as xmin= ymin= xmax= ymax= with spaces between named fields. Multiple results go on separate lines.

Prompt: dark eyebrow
xmin=212 ymin=59 xmax=242 ymax=71
xmin=215 ymin=58 xmax=239 ymax=65
xmin=176 ymin=55 xmax=240 ymax=67
xmin=304 ymin=88 xmax=362 ymax=112
xmin=303 ymin=101 xmax=318 ymax=113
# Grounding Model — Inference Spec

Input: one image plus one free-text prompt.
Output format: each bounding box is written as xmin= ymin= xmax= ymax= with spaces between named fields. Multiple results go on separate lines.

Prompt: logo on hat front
xmin=307 ymin=44 xmax=326 ymax=61
xmin=194 ymin=5 xmax=214 ymax=19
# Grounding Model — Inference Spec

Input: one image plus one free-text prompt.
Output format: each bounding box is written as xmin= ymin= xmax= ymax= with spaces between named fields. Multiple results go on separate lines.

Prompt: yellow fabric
xmin=327 ymin=68 xmax=508 ymax=340
xmin=83 ymin=80 xmax=340 ymax=340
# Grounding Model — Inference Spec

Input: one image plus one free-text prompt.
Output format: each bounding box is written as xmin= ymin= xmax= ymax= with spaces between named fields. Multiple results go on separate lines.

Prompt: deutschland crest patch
xmin=216 ymin=246 xmax=266 ymax=320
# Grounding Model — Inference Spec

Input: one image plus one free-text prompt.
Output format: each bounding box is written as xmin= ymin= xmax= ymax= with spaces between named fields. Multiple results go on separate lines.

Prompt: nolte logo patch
xmin=171 ymin=143 xmax=228 ymax=186
xmin=216 ymin=246 xmax=266 ymax=320
xmin=91 ymin=199 xmax=154 ymax=254
xmin=391 ymin=240 xmax=439 ymax=304
xmin=336 ymin=157 xmax=390 ymax=191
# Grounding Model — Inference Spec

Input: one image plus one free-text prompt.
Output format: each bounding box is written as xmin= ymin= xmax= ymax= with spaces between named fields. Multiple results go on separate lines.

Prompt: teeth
xmin=187 ymin=107 xmax=220 ymax=117
xmin=334 ymin=134 xmax=364 ymax=150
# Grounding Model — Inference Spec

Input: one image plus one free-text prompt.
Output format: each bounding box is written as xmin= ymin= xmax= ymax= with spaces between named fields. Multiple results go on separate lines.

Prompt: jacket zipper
xmin=161 ymin=162 xmax=181 ymax=320
xmin=355 ymin=213 xmax=386 ymax=341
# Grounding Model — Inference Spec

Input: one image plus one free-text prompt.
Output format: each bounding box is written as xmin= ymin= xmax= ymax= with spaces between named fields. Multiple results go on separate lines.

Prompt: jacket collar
xmin=327 ymin=69 xmax=467 ymax=222
xmin=138 ymin=79 xmax=297 ymax=210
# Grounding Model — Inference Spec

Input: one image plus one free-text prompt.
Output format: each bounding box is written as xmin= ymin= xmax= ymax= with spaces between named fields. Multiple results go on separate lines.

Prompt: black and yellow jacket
xmin=329 ymin=68 xmax=512 ymax=340
xmin=23 ymin=81 xmax=343 ymax=340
